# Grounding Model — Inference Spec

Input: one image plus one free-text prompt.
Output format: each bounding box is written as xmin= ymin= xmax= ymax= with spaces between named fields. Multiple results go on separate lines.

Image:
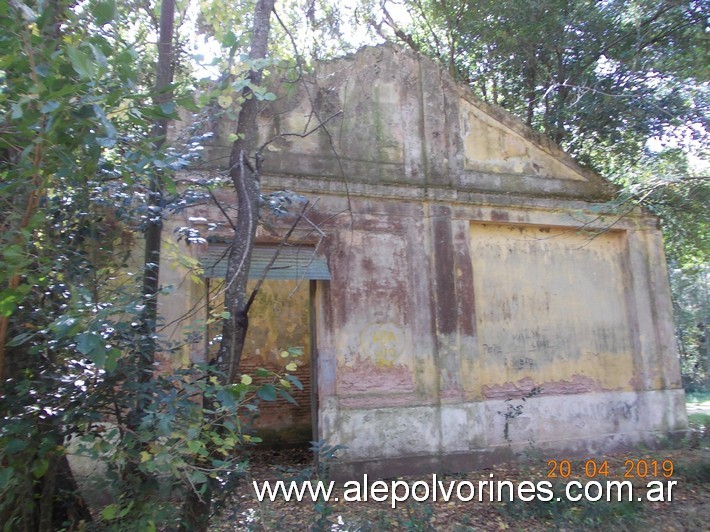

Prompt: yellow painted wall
xmin=469 ymin=223 xmax=635 ymax=396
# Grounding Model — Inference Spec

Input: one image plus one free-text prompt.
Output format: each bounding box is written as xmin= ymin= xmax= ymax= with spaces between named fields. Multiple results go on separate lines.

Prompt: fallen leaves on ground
xmin=213 ymin=446 xmax=710 ymax=531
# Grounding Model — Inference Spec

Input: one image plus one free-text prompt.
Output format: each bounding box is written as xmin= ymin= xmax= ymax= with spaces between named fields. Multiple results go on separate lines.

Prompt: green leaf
xmin=0 ymin=467 xmax=14 ymax=486
xmin=75 ymin=331 xmax=98 ymax=353
xmin=226 ymin=382 xmax=249 ymax=397
xmin=105 ymin=348 xmax=120 ymax=372
xmin=3 ymin=244 xmax=24 ymax=263
xmin=66 ymin=46 xmax=96 ymax=79
xmin=285 ymin=374 xmax=303 ymax=391
xmin=222 ymin=30 xmax=238 ymax=48
xmin=277 ymin=388 xmax=298 ymax=405
xmin=40 ymin=100 xmax=60 ymax=114
xmin=288 ymin=346 xmax=304 ymax=356
xmin=118 ymin=501 xmax=134 ymax=518
xmin=159 ymin=101 xmax=176 ymax=115
xmin=163 ymin=176 xmax=178 ymax=195
xmin=0 ymin=292 xmax=20 ymax=318
xmin=89 ymin=43 xmax=109 ymax=68
xmin=176 ymin=94 xmax=199 ymax=112
xmin=76 ymin=332 xmax=107 ymax=367
xmin=216 ymin=388 xmax=236 ymax=408
xmin=232 ymin=78 xmax=249 ymax=91
xmin=187 ymin=440 xmax=203 ymax=454
xmin=92 ymin=0 xmax=115 ymax=26
xmin=217 ymin=94 xmax=233 ymax=108
xmin=10 ymin=103 xmax=22 ymax=119
xmin=189 ymin=470 xmax=208 ymax=485
xmin=4 ymin=439 xmax=28 ymax=454
xmin=50 ymin=316 xmax=81 ymax=339
xmin=32 ymin=459 xmax=49 ymax=478
xmin=256 ymin=384 xmax=277 ymax=401
xmin=101 ymin=504 xmax=119 ymax=520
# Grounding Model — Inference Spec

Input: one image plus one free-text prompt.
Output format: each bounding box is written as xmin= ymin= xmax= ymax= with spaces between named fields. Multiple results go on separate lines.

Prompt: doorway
xmin=201 ymin=245 xmax=330 ymax=446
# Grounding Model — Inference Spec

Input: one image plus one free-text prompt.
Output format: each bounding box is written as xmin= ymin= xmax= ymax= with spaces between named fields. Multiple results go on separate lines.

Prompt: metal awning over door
xmin=200 ymin=244 xmax=331 ymax=280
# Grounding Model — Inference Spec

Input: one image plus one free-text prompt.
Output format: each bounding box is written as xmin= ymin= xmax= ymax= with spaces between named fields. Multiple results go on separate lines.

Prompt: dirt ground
xmin=214 ymin=411 xmax=710 ymax=531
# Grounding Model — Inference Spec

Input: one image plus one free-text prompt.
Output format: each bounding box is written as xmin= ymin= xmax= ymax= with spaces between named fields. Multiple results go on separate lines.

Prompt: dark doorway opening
xmin=202 ymin=245 xmax=330 ymax=446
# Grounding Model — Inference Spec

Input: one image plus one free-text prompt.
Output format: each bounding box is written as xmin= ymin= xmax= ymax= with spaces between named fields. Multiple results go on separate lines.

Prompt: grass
xmin=688 ymin=413 xmax=710 ymax=425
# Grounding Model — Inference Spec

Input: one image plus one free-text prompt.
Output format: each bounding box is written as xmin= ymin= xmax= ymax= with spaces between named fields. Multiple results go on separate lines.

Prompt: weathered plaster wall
xmin=311 ymin=195 xmax=685 ymax=477
xmin=198 ymin=44 xmax=612 ymax=200
xmin=470 ymin=223 xmax=634 ymax=398
xmin=163 ymin=44 xmax=686 ymax=476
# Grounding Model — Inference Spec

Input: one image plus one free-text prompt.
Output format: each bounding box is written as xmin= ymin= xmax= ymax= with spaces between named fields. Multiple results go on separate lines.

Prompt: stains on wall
xmin=482 ymin=374 xmax=609 ymax=400
xmin=459 ymin=107 xmax=587 ymax=181
xmin=359 ymin=323 xmax=406 ymax=368
xmin=338 ymin=323 xmax=415 ymax=395
xmin=330 ymin=229 xmax=418 ymax=398
xmin=168 ymin=43 xmax=686 ymax=470
xmin=469 ymin=223 xmax=635 ymax=394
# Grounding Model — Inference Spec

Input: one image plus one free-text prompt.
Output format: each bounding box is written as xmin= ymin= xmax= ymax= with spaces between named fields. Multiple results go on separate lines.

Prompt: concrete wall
xmin=162 ymin=44 xmax=686 ymax=476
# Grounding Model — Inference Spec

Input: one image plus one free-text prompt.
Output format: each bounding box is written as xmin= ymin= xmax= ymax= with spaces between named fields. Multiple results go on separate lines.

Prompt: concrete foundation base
xmin=324 ymin=389 xmax=687 ymax=480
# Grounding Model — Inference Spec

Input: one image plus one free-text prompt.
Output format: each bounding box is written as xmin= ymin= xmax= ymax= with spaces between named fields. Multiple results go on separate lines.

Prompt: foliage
xmin=497 ymin=482 xmax=643 ymax=529
xmin=672 ymin=266 xmax=710 ymax=389
xmin=687 ymin=390 xmax=710 ymax=404
xmin=0 ymin=0 xmax=304 ymax=529
xmin=1 ymin=0 xmax=704 ymax=527
xmin=396 ymin=0 xmax=707 ymax=154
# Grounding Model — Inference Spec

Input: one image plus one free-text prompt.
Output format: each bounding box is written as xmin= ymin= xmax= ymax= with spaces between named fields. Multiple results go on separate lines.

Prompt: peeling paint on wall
xmin=163 ymin=44 xmax=686 ymax=477
xmin=470 ymin=223 xmax=635 ymax=393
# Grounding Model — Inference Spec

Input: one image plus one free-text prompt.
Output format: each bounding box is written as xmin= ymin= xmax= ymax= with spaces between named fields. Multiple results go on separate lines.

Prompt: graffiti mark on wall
xmin=510 ymin=357 xmax=535 ymax=370
xmin=360 ymin=323 xmax=405 ymax=367
xmin=483 ymin=344 xmax=502 ymax=356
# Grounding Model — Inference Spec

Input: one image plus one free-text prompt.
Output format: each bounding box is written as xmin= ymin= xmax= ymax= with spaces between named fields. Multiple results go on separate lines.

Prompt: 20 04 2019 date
xmin=547 ymin=459 xmax=674 ymax=479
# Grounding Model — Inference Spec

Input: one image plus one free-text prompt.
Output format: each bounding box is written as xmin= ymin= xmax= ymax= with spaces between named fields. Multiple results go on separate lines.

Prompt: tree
xmin=0 ymin=0 xmax=159 ymax=525
xmin=0 ymin=0 xmax=241 ymax=528
xmin=1 ymin=0 xmax=337 ymax=526
xmin=212 ymin=0 xmax=277 ymax=386
xmin=386 ymin=0 xmax=707 ymax=153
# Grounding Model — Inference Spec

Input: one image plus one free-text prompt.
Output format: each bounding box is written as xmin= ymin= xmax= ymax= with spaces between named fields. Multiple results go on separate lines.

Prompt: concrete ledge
xmin=329 ymin=429 xmax=688 ymax=481
xmin=323 ymin=389 xmax=688 ymax=480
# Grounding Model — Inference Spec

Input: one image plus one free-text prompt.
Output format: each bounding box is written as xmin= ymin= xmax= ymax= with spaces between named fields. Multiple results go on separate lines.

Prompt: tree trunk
xmin=215 ymin=0 xmax=276 ymax=386
xmin=123 ymin=0 xmax=174 ymax=519
xmin=182 ymin=1 xmax=275 ymax=529
xmin=137 ymin=0 xmax=174 ymax=386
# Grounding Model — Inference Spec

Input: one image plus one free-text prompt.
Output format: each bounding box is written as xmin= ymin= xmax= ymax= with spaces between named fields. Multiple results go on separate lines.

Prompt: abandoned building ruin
xmin=160 ymin=44 xmax=688 ymax=477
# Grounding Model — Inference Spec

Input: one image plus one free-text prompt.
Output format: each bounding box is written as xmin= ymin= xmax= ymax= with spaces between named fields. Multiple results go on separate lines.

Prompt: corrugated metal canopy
xmin=201 ymin=244 xmax=331 ymax=280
